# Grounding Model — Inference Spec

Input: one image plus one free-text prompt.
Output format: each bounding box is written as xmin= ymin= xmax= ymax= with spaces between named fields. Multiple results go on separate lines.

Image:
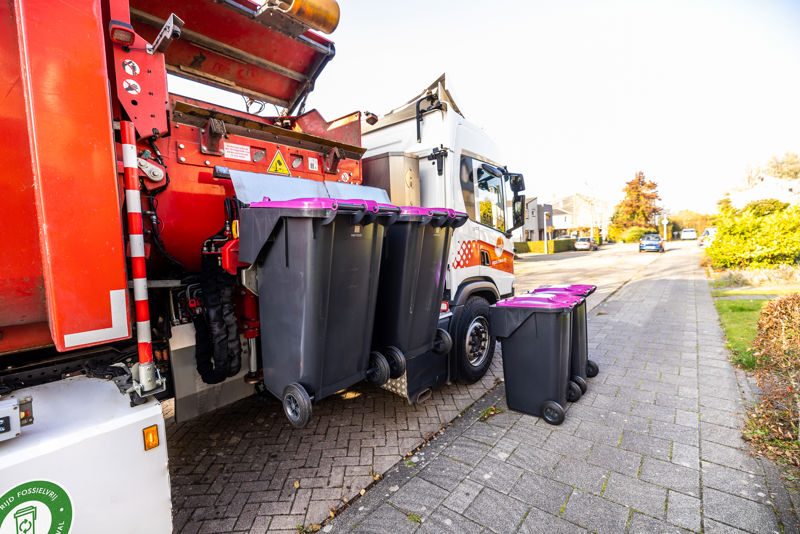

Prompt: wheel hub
xmin=285 ymin=395 xmax=300 ymax=420
xmin=465 ymin=316 xmax=490 ymax=367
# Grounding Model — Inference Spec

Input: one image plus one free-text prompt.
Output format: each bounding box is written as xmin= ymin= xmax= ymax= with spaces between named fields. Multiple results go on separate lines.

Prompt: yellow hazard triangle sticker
xmin=267 ymin=150 xmax=291 ymax=176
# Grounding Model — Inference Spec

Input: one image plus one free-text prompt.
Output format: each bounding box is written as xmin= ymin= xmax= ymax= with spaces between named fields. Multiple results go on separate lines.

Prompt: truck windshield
xmin=476 ymin=166 xmax=506 ymax=232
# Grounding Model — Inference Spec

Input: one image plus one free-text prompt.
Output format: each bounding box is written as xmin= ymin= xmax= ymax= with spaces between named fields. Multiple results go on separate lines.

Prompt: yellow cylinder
xmin=279 ymin=0 xmax=340 ymax=34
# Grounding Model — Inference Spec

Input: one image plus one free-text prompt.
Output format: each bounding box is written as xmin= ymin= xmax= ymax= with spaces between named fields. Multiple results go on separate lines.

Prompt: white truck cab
xmin=361 ymin=75 xmax=525 ymax=388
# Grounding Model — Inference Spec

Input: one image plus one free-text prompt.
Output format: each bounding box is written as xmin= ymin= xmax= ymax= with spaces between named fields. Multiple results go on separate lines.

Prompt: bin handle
xmin=377 ymin=205 xmax=401 ymax=226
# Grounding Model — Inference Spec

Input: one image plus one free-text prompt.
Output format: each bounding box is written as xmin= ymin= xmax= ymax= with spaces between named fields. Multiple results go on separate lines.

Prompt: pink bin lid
xmin=534 ymin=284 xmax=596 ymax=296
xmin=495 ymin=295 xmax=576 ymax=310
xmin=249 ymin=197 xmax=338 ymax=210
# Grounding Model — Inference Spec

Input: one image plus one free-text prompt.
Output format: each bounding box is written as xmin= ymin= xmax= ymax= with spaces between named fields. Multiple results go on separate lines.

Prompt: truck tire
xmin=454 ymin=296 xmax=495 ymax=384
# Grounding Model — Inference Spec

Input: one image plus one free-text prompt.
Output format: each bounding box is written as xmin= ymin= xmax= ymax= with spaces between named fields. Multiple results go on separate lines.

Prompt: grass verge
xmin=713 ymin=298 xmax=767 ymax=369
xmin=712 ymin=287 xmax=800 ymax=297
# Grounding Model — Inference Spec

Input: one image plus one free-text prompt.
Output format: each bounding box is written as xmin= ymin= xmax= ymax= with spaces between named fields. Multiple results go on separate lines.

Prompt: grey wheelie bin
xmin=238 ymin=197 xmax=399 ymax=428
xmin=370 ymin=207 xmax=468 ymax=400
xmin=530 ymin=284 xmax=599 ymax=390
xmin=489 ymin=295 xmax=579 ymax=425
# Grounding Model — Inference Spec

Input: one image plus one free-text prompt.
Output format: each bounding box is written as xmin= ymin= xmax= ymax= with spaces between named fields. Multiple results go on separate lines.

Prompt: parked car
xmin=699 ymin=227 xmax=717 ymax=248
xmin=639 ymin=233 xmax=664 ymax=253
xmin=574 ymin=236 xmax=598 ymax=251
xmin=680 ymin=228 xmax=697 ymax=240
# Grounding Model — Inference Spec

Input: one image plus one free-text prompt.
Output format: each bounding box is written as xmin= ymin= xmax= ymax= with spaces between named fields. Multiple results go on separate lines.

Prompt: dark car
xmin=639 ymin=233 xmax=664 ymax=253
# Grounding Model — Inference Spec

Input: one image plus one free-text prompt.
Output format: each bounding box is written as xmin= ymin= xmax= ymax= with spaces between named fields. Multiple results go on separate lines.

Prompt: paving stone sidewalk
xmin=327 ymin=248 xmax=799 ymax=533
xmin=166 ymin=343 xmax=504 ymax=533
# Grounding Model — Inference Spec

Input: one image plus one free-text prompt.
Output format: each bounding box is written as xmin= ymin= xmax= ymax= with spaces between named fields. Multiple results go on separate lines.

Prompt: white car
xmin=574 ymin=237 xmax=598 ymax=251
xmin=680 ymin=228 xmax=697 ymax=240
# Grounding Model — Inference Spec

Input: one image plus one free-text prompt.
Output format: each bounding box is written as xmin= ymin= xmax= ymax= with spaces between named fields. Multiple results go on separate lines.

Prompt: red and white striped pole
xmin=121 ymin=121 xmax=157 ymax=393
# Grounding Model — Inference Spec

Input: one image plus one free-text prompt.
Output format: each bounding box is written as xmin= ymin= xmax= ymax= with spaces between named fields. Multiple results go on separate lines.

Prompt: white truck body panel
xmin=363 ymin=105 xmax=515 ymax=299
xmin=0 ymin=377 xmax=172 ymax=533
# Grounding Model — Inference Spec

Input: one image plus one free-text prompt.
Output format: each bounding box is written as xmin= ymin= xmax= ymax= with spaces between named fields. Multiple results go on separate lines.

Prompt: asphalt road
xmin=514 ymin=240 xmax=699 ymax=311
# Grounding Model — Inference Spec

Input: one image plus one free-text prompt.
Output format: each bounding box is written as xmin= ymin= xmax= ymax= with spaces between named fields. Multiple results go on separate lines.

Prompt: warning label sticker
xmin=307 ymin=157 xmax=319 ymax=172
xmin=122 ymin=59 xmax=140 ymax=76
xmin=268 ymin=150 xmax=291 ymax=176
xmin=122 ymin=79 xmax=141 ymax=95
xmin=223 ymin=142 xmax=251 ymax=162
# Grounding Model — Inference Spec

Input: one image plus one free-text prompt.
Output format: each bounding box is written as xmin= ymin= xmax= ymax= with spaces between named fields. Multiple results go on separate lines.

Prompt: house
xmin=522 ymin=197 xmax=553 ymax=241
xmin=551 ymin=193 xmax=609 ymax=239
xmin=551 ymin=207 xmax=571 ymax=237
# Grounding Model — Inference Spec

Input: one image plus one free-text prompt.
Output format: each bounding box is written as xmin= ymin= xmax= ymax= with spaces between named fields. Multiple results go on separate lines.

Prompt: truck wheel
xmin=282 ymin=383 xmax=312 ymax=428
xmin=384 ymin=346 xmax=406 ymax=379
xmin=587 ymin=360 xmax=599 ymax=377
xmin=367 ymin=351 xmax=390 ymax=386
xmin=454 ymin=296 xmax=495 ymax=384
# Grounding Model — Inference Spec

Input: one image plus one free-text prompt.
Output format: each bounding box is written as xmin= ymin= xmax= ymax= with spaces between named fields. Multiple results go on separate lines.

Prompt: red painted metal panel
xmin=130 ymin=0 xmax=328 ymax=107
xmin=13 ymin=0 xmax=131 ymax=351
xmin=0 ymin=2 xmax=47 ymax=331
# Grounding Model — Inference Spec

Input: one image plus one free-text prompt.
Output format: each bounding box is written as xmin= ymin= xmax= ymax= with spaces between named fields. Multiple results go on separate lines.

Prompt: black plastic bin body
xmin=489 ymin=296 xmax=578 ymax=424
xmin=238 ymin=198 xmax=398 ymax=403
xmin=371 ymin=207 xmax=467 ymax=361
xmin=530 ymin=285 xmax=598 ymax=383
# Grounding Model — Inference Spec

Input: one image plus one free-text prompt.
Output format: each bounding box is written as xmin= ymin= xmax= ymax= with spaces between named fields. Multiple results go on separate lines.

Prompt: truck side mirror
xmin=508 ymin=173 xmax=525 ymax=193
xmin=511 ymin=194 xmax=525 ymax=232
xmin=480 ymin=163 xmax=503 ymax=178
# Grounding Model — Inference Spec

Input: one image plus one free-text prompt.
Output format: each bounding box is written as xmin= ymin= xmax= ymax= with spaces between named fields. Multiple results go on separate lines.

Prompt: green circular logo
xmin=0 ymin=481 xmax=72 ymax=534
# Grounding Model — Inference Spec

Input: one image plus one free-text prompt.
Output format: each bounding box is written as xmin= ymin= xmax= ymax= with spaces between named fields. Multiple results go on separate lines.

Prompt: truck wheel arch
xmin=452 ymin=278 xmax=501 ymax=307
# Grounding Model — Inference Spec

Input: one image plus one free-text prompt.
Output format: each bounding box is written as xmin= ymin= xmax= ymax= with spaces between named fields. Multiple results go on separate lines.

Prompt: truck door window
xmin=459 ymin=156 xmax=476 ymax=220
xmin=476 ymin=167 xmax=506 ymax=232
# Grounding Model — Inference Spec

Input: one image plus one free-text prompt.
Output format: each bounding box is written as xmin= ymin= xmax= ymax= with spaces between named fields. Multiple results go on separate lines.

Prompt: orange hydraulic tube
xmin=277 ymin=0 xmax=340 ymax=34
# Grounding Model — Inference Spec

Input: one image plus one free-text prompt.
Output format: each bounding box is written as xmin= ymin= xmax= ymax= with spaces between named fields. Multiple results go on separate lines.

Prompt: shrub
xmin=706 ymin=203 xmax=800 ymax=269
xmin=619 ymin=226 xmax=656 ymax=243
xmin=746 ymin=293 xmax=800 ymax=465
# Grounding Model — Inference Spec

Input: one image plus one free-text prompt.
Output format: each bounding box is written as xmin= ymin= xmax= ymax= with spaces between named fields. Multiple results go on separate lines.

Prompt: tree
xmin=670 ymin=209 xmax=710 ymax=234
xmin=764 ymin=152 xmax=800 ymax=180
xmin=610 ymin=172 xmax=661 ymax=230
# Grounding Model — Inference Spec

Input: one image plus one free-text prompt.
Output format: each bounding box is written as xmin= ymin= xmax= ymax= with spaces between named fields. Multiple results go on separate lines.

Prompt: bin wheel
xmin=572 ymin=375 xmax=588 ymax=394
xmin=384 ymin=346 xmax=407 ymax=379
xmin=282 ymin=383 xmax=312 ymax=428
xmin=567 ymin=381 xmax=582 ymax=403
xmin=586 ymin=360 xmax=599 ymax=378
xmin=367 ymin=351 xmax=391 ymax=386
xmin=541 ymin=401 xmax=565 ymax=425
xmin=454 ymin=297 xmax=496 ymax=384
xmin=433 ymin=328 xmax=453 ymax=355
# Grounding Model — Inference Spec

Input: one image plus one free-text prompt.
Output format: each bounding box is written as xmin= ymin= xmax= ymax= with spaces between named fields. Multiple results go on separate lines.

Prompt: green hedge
xmin=514 ymin=239 xmax=575 ymax=253
xmin=610 ymin=225 xmax=657 ymax=243
xmin=707 ymin=204 xmax=800 ymax=269
xmin=554 ymin=239 xmax=576 ymax=252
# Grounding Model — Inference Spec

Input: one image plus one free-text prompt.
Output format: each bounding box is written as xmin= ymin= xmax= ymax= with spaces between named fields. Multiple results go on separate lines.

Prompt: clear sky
xmin=302 ymin=0 xmax=800 ymax=214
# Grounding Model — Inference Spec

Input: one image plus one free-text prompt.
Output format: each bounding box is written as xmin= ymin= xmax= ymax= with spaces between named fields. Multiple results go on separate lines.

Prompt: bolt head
xmin=179 ymin=156 xmax=186 ymax=162
xmin=178 ymin=143 xmax=185 ymax=149
xmin=204 ymin=160 xmax=211 ymax=166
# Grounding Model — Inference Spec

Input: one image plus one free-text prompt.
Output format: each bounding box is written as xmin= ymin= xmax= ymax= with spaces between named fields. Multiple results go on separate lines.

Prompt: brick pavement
xmin=166 ymin=349 xmax=503 ymax=533
xmin=326 ymin=246 xmax=799 ymax=533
